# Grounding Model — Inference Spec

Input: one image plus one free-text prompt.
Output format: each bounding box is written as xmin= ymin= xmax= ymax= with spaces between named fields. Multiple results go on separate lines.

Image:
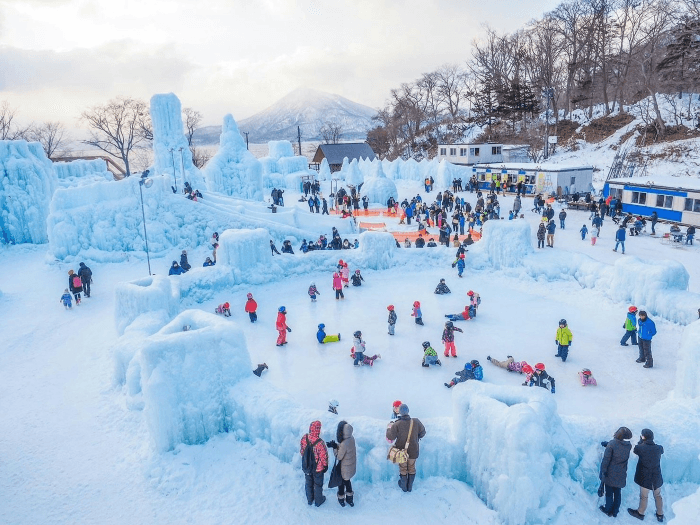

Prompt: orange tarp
xmin=359 ymin=222 xmax=387 ymax=230
xmin=390 ymin=229 xmax=481 ymax=242
xmin=332 ymin=209 xmax=386 ymax=217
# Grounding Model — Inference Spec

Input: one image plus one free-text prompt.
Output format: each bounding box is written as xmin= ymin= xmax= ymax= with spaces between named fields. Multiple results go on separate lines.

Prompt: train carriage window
xmin=656 ymin=194 xmax=664 ymax=207
xmin=665 ymin=196 xmax=673 ymax=208
xmin=696 ymin=199 xmax=700 ymax=213
xmin=632 ymin=192 xmax=647 ymax=204
xmin=639 ymin=193 xmax=646 ymax=204
xmin=685 ymin=198 xmax=700 ymax=212
xmin=632 ymin=192 xmax=639 ymax=203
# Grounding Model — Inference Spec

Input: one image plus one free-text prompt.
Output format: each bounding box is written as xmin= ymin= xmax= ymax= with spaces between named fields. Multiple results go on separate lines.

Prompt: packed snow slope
xmin=1 ymin=178 xmax=699 ymax=525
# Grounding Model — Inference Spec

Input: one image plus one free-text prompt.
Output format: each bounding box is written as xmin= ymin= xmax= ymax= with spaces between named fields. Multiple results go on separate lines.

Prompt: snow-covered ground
xmin=1 ymin=178 xmax=699 ymax=525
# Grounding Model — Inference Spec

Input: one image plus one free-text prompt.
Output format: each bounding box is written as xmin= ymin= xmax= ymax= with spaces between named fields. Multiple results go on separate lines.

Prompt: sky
xmin=0 ymin=0 xmax=562 ymax=131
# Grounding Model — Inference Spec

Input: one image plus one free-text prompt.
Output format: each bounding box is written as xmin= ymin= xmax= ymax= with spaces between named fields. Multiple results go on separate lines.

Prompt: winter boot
xmin=643 ymin=360 xmax=653 ymax=368
xmin=599 ymin=505 xmax=612 ymax=517
xmin=444 ymin=382 xmax=454 ymax=388
xmin=345 ymin=492 xmax=354 ymax=507
xmin=407 ymin=474 xmax=416 ymax=492
xmin=398 ymin=475 xmax=409 ymax=492
xmin=422 ymin=363 xmax=430 ymax=367
xmin=436 ymin=359 xmax=442 ymax=366
xmin=337 ymin=494 xmax=346 ymax=507
xmin=635 ymin=358 xmax=645 ymax=363
xmin=655 ymin=514 xmax=663 ymax=522
xmin=315 ymin=495 xmax=326 ymax=507
xmin=627 ymin=508 xmax=644 ymax=520
xmin=486 ymin=356 xmax=491 ymax=361
xmin=338 ymin=334 xmax=341 ymax=341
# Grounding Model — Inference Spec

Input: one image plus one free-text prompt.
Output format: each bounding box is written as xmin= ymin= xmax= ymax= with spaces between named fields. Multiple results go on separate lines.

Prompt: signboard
xmin=517 ymin=175 xmax=526 ymax=183
xmin=536 ymin=172 xmax=546 ymax=192
xmin=548 ymin=136 xmax=558 ymax=144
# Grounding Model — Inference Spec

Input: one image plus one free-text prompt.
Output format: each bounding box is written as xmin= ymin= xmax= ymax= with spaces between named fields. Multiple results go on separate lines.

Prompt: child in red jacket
xmin=244 ymin=293 xmax=257 ymax=323
xmin=276 ymin=306 xmax=291 ymax=346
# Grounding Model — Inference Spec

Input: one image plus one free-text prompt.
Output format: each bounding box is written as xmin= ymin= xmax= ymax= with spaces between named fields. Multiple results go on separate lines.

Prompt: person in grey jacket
xmin=328 ymin=421 xmax=356 ymax=508
xmin=599 ymin=426 xmax=633 ymax=518
xmin=386 ymin=404 xmax=426 ymax=493
xmin=628 ymin=429 xmax=664 ymax=522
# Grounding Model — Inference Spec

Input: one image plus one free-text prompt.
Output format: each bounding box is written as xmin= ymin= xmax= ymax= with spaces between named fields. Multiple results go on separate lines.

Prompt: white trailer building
xmin=472 ymin=163 xmax=594 ymax=195
xmin=437 ymin=143 xmax=503 ymax=165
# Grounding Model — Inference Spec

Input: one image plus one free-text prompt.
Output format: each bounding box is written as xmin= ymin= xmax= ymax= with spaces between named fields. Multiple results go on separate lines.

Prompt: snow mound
xmin=358 ymin=231 xmax=397 ymax=269
xmin=123 ymin=310 xmax=251 ymax=452
xmin=149 ymin=93 xmax=206 ymax=190
xmin=361 ymin=161 xmax=398 ymax=204
xmin=53 ymin=158 xmax=114 ymax=186
xmin=675 ymin=321 xmax=700 ymax=399
xmin=471 ymin=219 xmax=533 ymax=270
xmin=452 ymin=381 xmax=578 ymax=525
xmin=0 ymin=140 xmax=57 ymax=244
xmin=670 ymin=481 xmax=700 ymax=525
xmin=203 ymin=114 xmax=263 ymax=200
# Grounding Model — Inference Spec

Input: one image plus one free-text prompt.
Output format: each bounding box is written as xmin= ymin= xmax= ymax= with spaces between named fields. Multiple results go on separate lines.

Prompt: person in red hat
xmin=528 ymin=363 xmax=555 ymax=393
xmin=621 ymin=306 xmax=638 ymax=346
xmin=244 ymin=293 xmax=257 ymax=323
xmin=387 ymin=305 xmax=397 ymax=335
xmin=391 ymin=400 xmax=402 ymax=420
xmin=411 ymin=301 xmax=423 ymax=325
xmin=215 ymin=302 xmax=231 ymax=317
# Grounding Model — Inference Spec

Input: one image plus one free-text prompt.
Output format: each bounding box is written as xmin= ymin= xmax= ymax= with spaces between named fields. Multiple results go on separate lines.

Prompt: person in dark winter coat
xmin=270 ymin=240 xmax=281 ymax=255
xmin=636 ymin=311 xmax=657 ymax=368
xmin=180 ymin=250 xmax=191 ymax=272
xmin=442 ymin=321 xmax=463 ymax=357
xmin=385 ymin=404 xmax=426 ymax=493
xmin=300 ymin=420 xmax=329 ymax=507
xmin=281 ymin=240 xmax=294 ymax=254
xmin=351 ymin=270 xmax=364 ymax=286
xmin=168 ymin=261 xmax=184 ymax=276
xmin=559 ymin=209 xmax=567 ymax=229
xmin=529 ymin=363 xmax=555 ymax=393
xmin=628 ymin=429 xmax=664 ymax=521
xmin=650 ymin=211 xmax=658 ymax=235
xmin=614 ymin=225 xmax=626 ymax=254
xmin=252 ymin=363 xmax=268 ymax=377
xmin=600 ymin=427 xmax=633 ymax=518
xmin=203 ymin=257 xmax=215 ymax=267
xmin=78 ymin=262 xmax=93 ymax=298
xmin=537 ymin=222 xmax=546 ymax=249
xmin=546 ymin=220 xmax=556 ymax=247
xmin=434 ymin=279 xmax=451 ymax=294
xmin=387 ymin=305 xmax=397 ymax=335
xmin=327 ymin=421 xmax=357 ymax=507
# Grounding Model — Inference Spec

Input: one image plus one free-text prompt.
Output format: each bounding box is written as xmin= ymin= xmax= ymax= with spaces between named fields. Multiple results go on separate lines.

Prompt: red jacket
xmin=332 ymin=273 xmax=343 ymax=290
xmin=245 ymin=298 xmax=257 ymax=313
xmin=276 ymin=311 xmax=287 ymax=331
xmin=300 ymin=420 xmax=328 ymax=472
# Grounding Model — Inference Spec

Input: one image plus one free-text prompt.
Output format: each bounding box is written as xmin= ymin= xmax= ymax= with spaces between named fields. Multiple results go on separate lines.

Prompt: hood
xmin=308 ymin=420 xmax=321 ymax=440
xmin=343 ymin=423 xmax=354 ymax=440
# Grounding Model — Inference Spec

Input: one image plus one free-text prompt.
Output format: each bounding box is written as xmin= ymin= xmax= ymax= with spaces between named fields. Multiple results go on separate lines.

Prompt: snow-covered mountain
xmin=193 ymin=87 xmax=377 ymax=144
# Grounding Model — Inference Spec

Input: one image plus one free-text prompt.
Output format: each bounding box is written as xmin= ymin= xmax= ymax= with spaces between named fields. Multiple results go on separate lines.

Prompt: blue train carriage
xmin=603 ymin=176 xmax=700 ymax=228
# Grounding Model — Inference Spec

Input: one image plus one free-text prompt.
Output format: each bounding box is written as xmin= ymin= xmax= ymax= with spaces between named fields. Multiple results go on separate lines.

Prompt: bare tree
xmin=29 ymin=121 xmax=70 ymax=160
xmin=182 ymin=107 xmax=203 ymax=147
xmin=80 ymin=97 xmax=150 ymax=176
xmin=190 ymin=147 xmax=212 ymax=168
xmin=0 ymin=101 xmax=32 ymax=140
xmin=319 ymin=120 xmax=344 ymax=144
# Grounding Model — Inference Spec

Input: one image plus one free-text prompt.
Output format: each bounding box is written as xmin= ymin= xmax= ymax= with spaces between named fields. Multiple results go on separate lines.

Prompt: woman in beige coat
xmin=331 ymin=420 xmax=356 ymax=507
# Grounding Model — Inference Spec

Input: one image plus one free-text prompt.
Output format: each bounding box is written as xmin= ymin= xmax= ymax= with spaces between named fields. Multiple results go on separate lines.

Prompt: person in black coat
xmin=628 ymin=429 xmax=664 ymax=521
xmin=600 ymin=426 xmax=633 ymax=518
xmin=78 ymin=262 xmax=93 ymax=298
xmin=180 ymin=250 xmax=191 ymax=272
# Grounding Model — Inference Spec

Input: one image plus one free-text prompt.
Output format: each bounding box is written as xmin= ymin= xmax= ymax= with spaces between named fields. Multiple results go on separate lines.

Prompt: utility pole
xmin=543 ymin=87 xmax=554 ymax=160
xmin=243 ymin=132 xmax=249 ymax=150
xmin=169 ymin=148 xmax=177 ymax=192
xmin=297 ymin=126 xmax=302 ymax=156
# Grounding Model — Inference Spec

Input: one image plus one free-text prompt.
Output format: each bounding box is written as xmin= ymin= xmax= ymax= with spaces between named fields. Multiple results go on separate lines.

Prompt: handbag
xmin=328 ymin=459 xmax=342 ymax=488
xmin=387 ymin=419 xmax=414 ymax=464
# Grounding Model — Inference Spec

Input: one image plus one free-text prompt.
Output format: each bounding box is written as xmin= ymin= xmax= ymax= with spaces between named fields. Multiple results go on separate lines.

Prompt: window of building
xmin=655 ymin=194 xmax=674 ymax=209
xmin=632 ymin=191 xmax=647 ymax=204
xmin=440 ymin=148 xmax=446 ymax=156
xmin=492 ymin=146 xmax=501 ymax=155
xmin=449 ymin=147 xmax=456 ymax=156
xmin=460 ymin=148 xmax=467 ymax=157
xmin=685 ymin=198 xmax=700 ymax=212
xmin=570 ymin=176 xmax=576 ymax=186
xmin=473 ymin=147 xmax=480 ymax=157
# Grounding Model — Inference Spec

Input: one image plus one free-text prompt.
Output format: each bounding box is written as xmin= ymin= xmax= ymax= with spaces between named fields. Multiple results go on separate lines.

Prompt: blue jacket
xmin=546 ymin=222 xmax=556 ymax=234
xmin=316 ymin=329 xmax=326 ymax=343
xmin=457 ymin=258 xmax=465 ymax=270
xmin=638 ymin=318 xmax=657 ymax=341
xmin=459 ymin=215 xmax=465 ymax=226
xmin=406 ymin=206 xmax=413 ymax=218
xmin=473 ymin=365 xmax=484 ymax=381
xmin=169 ymin=265 xmax=184 ymax=275
xmin=592 ymin=216 xmax=602 ymax=227
xmin=616 ymin=228 xmax=626 ymax=241
xmin=580 ymin=225 xmax=588 ymax=234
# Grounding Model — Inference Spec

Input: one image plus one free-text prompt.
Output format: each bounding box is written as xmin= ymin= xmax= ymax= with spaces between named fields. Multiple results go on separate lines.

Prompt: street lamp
xmin=138 ymin=170 xmax=153 ymax=275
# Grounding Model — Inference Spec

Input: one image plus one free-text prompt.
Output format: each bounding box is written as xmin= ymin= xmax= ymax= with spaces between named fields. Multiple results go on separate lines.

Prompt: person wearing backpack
xmin=68 ymin=270 xmax=83 ymax=305
xmin=385 ymin=404 xmax=426 ymax=492
xmin=300 ymin=420 xmax=329 ymax=507
xmin=78 ymin=262 xmax=93 ymax=298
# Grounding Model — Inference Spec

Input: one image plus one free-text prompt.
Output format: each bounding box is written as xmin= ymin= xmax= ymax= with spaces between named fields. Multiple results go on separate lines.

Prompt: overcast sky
xmin=0 ymin=0 xmax=561 ymax=130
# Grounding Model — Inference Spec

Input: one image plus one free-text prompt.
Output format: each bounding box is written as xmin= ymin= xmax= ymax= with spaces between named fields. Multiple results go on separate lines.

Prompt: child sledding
xmin=444 ymin=360 xmax=483 ymax=388
xmin=215 ymin=302 xmax=231 ymax=317
xmin=317 ymin=323 xmax=341 ymax=344
xmin=578 ymin=368 xmax=597 ymax=386
xmin=434 ymin=279 xmax=451 ymax=294
xmin=351 ymin=330 xmax=381 ymax=366
xmin=421 ymin=341 xmax=441 ymax=367
xmin=487 ymin=355 xmax=528 ymax=373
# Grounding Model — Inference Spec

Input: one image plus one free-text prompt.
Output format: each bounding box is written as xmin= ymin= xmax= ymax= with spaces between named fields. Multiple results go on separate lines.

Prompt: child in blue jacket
xmin=580 ymin=224 xmax=588 ymax=240
xmin=60 ymin=289 xmax=72 ymax=309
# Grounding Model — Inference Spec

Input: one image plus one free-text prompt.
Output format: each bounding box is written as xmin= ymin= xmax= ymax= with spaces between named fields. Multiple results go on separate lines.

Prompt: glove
xmin=551 ymin=386 xmax=555 ymax=394
xmin=287 ymin=327 xmax=292 ymax=332
xmin=601 ymin=441 xmax=609 ymax=448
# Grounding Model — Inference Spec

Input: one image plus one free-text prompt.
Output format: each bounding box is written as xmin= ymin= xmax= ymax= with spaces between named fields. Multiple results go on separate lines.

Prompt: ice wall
xmin=203 ymin=114 xmax=263 ymax=200
xmin=149 ymin=93 xmax=206 ymax=190
xmin=360 ymin=161 xmax=398 ymax=204
xmin=53 ymin=158 xmax=114 ymax=186
xmin=123 ymin=310 xmax=251 ymax=452
xmin=343 ymin=158 xmax=364 ymax=186
xmin=259 ymin=140 xmax=313 ymax=190
xmin=318 ymin=158 xmax=331 ymax=181
xmin=675 ymin=321 xmax=700 ymax=399
xmin=452 ymin=381 xmax=579 ymax=525
xmin=114 ymin=275 xmax=180 ymax=336
xmin=216 ymin=228 xmax=270 ymax=283
xmin=0 ymin=140 xmax=56 ymax=244
xmin=470 ymin=219 xmax=533 ymax=270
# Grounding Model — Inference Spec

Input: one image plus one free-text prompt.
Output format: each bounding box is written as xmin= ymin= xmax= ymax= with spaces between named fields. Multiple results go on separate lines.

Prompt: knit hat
xmin=641 ymin=428 xmax=654 ymax=441
xmin=393 ymin=400 xmax=402 ymax=408
xmin=398 ymin=404 xmax=409 ymax=416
